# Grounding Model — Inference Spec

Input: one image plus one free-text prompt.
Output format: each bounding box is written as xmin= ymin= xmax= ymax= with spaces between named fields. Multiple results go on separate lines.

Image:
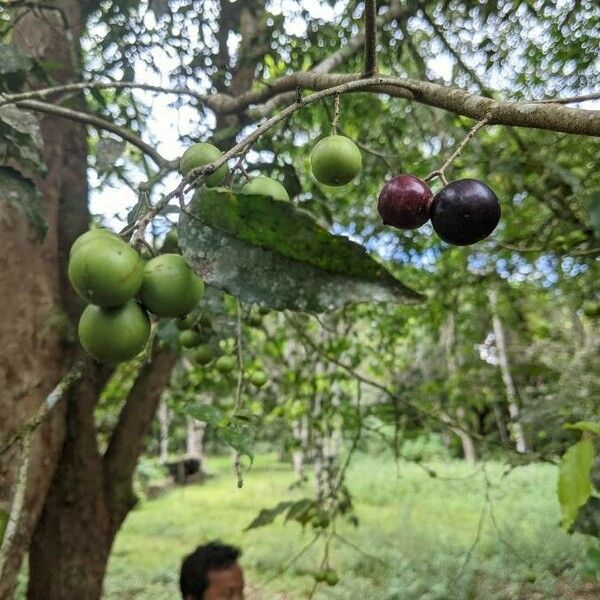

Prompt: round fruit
xmin=193 ymin=344 xmax=213 ymax=365
xmin=68 ymin=237 xmax=144 ymax=307
xmin=139 ymin=254 xmax=204 ymax=318
xmin=430 ymin=179 xmax=501 ymax=246
xmin=313 ymin=570 xmax=327 ymax=583
xmin=377 ymin=175 xmax=433 ymax=230
xmin=78 ymin=300 xmax=150 ymax=363
xmin=215 ymin=355 xmax=236 ymax=373
xmin=249 ymin=371 xmax=268 ymax=387
xmin=162 ymin=227 xmax=179 ymax=252
xmin=242 ymin=176 xmax=289 ymax=202
xmin=310 ymin=135 xmax=362 ymax=186
xmin=175 ymin=314 xmax=196 ymax=330
xmin=179 ymin=329 xmax=202 ymax=348
xmin=325 ymin=569 xmax=339 ymax=586
xmin=70 ymin=228 xmax=118 ymax=256
xmin=180 ymin=142 xmax=230 ymax=186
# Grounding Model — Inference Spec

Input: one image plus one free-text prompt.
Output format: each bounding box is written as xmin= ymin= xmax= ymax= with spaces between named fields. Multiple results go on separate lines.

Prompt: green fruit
xmin=249 ymin=371 xmax=268 ymax=387
xmin=70 ymin=228 xmax=118 ymax=256
xmin=139 ymin=254 xmax=204 ymax=317
xmin=310 ymin=135 xmax=361 ymax=186
xmin=175 ymin=314 xmax=196 ymax=330
xmin=313 ymin=570 xmax=327 ymax=583
xmin=215 ymin=355 xmax=236 ymax=373
xmin=193 ymin=344 xmax=213 ymax=365
xmin=325 ymin=569 xmax=339 ymax=586
xmin=68 ymin=237 xmax=144 ymax=307
xmin=179 ymin=329 xmax=202 ymax=348
xmin=242 ymin=176 xmax=290 ymax=201
xmin=162 ymin=227 xmax=179 ymax=252
xmin=180 ymin=142 xmax=230 ymax=186
xmin=78 ymin=300 xmax=150 ymax=363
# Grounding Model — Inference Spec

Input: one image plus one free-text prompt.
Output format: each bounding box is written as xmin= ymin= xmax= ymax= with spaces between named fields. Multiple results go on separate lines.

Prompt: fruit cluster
xmin=181 ymin=138 xmax=500 ymax=246
xmin=378 ymin=175 xmax=501 ymax=245
xmin=69 ymin=229 xmax=203 ymax=363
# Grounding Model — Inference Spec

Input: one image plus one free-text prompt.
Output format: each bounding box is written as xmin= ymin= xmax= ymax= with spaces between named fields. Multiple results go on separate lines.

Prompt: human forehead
xmin=207 ymin=562 xmax=244 ymax=587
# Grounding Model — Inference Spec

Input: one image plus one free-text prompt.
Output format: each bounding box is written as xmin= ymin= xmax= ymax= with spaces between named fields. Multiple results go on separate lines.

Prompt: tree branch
xmin=103 ymin=349 xmax=175 ymax=532
xmin=363 ymin=0 xmax=378 ymax=76
xmin=14 ymin=100 xmax=173 ymax=167
xmin=0 ymin=81 xmax=207 ymax=109
xmin=0 ymin=361 xmax=84 ymax=459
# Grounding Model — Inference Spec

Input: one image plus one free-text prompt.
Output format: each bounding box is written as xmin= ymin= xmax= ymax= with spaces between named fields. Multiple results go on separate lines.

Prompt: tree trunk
xmin=28 ymin=351 xmax=175 ymax=600
xmin=487 ymin=287 xmax=527 ymax=453
xmin=441 ymin=313 xmax=477 ymax=463
xmin=0 ymin=2 xmax=93 ymax=595
xmin=186 ymin=417 xmax=206 ymax=461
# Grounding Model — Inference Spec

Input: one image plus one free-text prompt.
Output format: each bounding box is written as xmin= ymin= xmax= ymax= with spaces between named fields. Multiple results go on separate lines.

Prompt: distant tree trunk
xmin=292 ymin=417 xmax=308 ymax=481
xmin=487 ymin=287 xmax=527 ymax=453
xmin=186 ymin=417 xmax=206 ymax=461
xmin=441 ymin=314 xmax=477 ymax=463
xmin=491 ymin=402 xmax=509 ymax=444
xmin=158 ymin=398 xmax=171 ymax=463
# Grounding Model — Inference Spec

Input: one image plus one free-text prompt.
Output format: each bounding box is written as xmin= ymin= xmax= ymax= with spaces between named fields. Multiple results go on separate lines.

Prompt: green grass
xmin=102 ymin=453 xmax=594 ymax=599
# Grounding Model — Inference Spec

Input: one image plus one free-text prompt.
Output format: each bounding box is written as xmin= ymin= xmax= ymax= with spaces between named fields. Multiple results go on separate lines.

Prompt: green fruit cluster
xmin=69 ymin=230 xmax=204 ymax=364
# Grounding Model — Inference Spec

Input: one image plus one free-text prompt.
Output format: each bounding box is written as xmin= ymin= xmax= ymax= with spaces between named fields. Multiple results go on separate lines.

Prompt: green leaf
xmin=0 ymin=507 xmax=8 ymax=545
xmin=179 ymin=188 xmax=424 ymax=313
xmin=589 ymin=193 xmax=600 ymax=239
xmin=244 ymin=501 xmax=294 ymax=531
xmin=558 ymin=438 xmax=595 ymax=529
xmin=564 ymin=422 xmax=600 ymax=435
xmin=285 ymin=498 xmax=315 ymax=524
xmin=0 ymin=44 xmax=33 ymax=75
xmin=0 ymin=166 xmax=47 ymax=239
xmin=182 ymin=404 xmax=224 ymax=424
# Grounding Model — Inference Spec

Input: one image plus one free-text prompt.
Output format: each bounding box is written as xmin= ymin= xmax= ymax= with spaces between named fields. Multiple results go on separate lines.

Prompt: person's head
xmin=180 ymin=541 xmax=244 ymax=600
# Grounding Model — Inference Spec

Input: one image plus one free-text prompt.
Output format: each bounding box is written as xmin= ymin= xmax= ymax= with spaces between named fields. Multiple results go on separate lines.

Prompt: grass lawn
xmin=101 ymin=453 xmax=595 ymax=600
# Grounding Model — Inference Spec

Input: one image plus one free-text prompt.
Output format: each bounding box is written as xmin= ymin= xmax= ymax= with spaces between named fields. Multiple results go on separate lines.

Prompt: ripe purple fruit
xmin=430 ymin=179 xmax=501 ymax=246
xmin=377 ymin=175 xmax=433 ymax=230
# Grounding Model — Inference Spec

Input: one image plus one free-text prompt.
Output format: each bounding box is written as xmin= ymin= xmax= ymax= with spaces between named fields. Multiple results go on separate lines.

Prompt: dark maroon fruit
xmin=377 ymin=175 xmax=433 ymax=230
xmin=430 ymin=179 xmax=501 ymax=246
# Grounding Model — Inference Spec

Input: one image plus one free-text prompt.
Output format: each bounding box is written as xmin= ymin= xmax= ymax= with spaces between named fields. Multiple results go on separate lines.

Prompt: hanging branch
xmin=362 ymin=0 xmax=378 ymax=76
xmin=233 ymin=299 xmax=245 ymax=489
xmin=14 ymin=100 xmax=172 ymax=168
xmin=425 ymin=117 xmax=490 ymax=184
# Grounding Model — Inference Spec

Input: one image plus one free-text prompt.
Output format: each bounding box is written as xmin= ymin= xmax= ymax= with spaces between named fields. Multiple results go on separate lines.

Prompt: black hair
xmin=180 ymin=541 xmax=241 ymax=599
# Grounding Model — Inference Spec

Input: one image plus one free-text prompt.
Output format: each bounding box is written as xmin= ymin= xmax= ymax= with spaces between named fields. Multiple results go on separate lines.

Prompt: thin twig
xmin=233 ymin=299 xmax=245 ymax=488
xmin=363 ymin=0 xmax=378 ymax=76
xmin=0 ymin=81 xmax=207 ymax=109
xmin=425 ymin=118 xmax=490 ymax=184
xmin=14 ymin=100 xmax=172 ymax=167
xmin=332 ymin=93 xmax=340 ymax=134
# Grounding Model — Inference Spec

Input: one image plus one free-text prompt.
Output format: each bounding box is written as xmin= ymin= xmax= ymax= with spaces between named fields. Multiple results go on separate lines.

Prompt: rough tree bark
xmin=0 ymin=2 xmax=99 ymax=595
xmin=28 ymin=351 xmax=175 ymax=599
xmin=487 ymin=287 xmax=528 ymax=454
